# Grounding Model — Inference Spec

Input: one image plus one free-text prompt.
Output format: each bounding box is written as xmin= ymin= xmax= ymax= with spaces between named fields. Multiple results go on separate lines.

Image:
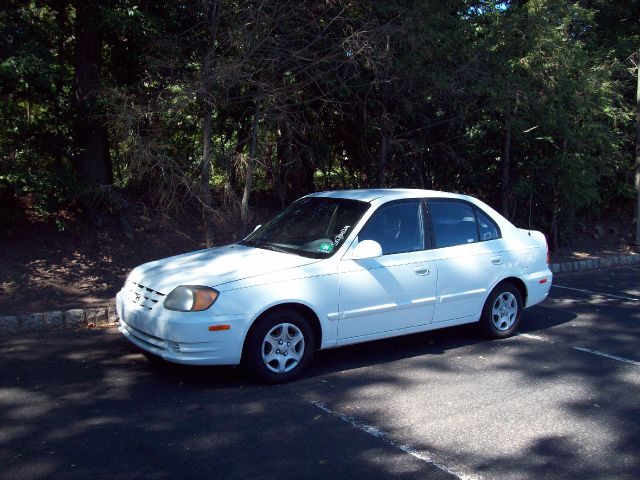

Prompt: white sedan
xmin=116 ymin=189 xmax=552 ymax=383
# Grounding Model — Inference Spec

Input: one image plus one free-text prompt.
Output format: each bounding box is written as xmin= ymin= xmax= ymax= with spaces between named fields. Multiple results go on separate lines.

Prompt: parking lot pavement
xmin=0 ymin=332 xmax=454 ymax=480
xmin=522 ymin=265 xmax=640 ymax=362
xmin=1 ymin=266 xmax=639 ymax=480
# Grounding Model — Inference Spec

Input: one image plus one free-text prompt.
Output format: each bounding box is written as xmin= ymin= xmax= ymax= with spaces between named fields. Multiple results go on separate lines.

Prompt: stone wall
xmin=0 ymin=304 xmax=117 ymax=335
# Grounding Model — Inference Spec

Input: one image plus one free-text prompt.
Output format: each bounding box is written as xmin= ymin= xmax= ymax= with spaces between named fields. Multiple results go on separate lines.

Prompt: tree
xmin=72 ymin=0 xmax=113 ymax=222
xmin=200 ymin=0 xmax=221 ymax=246
xmin=2 ymin=0 xmax=638 ymax=250
xmin=635 ymin=48 xmax=640 ymax=245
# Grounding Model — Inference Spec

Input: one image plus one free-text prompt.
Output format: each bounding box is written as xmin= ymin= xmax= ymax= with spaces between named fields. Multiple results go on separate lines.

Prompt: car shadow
xmin=135 ymin=303 xmax=576 ymax=386
xmin=306 ymin=304 xmax=576 ymax=379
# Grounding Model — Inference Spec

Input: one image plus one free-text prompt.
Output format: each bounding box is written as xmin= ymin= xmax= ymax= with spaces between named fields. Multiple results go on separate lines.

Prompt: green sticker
xmin=318 ymin=243 xmax=334 ymax=253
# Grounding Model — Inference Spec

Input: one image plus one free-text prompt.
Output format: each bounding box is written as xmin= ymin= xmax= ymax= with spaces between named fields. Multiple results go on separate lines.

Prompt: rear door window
xmin=428 ymin=201 xmax=479 ymax=248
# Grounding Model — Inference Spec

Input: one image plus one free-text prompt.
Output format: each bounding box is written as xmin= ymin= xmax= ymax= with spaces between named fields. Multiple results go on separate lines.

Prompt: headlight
xmin=163 ymin=286 xmax=219 ymax=312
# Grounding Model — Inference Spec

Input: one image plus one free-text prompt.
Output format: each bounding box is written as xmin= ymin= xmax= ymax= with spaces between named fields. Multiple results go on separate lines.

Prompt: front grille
xmin=123 ymin=281 xmax=165 ymax=310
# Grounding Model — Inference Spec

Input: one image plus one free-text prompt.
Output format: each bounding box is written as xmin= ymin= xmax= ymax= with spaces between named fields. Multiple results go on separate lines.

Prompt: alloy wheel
xmin=491 ymin=292 xmax=518 ymax=331
xmin=261 ymin=322 xmax=305 ymax=373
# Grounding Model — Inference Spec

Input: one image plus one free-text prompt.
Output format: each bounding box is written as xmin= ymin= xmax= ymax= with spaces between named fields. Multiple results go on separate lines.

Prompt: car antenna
xmin=527 ymin=182 xmax=533 ymax=236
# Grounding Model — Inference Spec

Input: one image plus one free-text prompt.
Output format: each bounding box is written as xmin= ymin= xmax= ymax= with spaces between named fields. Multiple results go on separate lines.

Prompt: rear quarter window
xmin=475 ymin=208 xmax=500 ymax=241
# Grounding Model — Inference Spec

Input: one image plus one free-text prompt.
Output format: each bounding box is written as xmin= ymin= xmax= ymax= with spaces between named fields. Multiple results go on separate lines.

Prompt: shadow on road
xmin=2 ymin=283 xmax=640 ymax=479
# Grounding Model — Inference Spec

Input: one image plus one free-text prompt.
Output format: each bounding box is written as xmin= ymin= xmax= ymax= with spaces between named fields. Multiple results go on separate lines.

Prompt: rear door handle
xmin=491 ymin=256 xmax=503 ymax=265
xmin=414 ymin=266 xmax=431 ymax=276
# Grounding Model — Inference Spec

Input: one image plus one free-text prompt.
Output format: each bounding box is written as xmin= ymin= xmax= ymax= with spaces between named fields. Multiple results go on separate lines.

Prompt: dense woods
xmin=1 ymin=0 xmax=639 ymax=249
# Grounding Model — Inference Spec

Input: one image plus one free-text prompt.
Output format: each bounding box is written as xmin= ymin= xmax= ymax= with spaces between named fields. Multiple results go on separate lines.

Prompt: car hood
xmin=127 ymin=244 xmax=321 ymax=294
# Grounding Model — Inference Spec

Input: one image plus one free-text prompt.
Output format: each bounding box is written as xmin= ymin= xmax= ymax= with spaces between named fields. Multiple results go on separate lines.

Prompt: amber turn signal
xmin=208 ymin=324 xmax=231 ymax=331
xmin=193 ymin=289 xmax=219 ymax=311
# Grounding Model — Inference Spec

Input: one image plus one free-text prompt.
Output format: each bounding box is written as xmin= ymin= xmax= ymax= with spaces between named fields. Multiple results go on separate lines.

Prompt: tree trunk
xmin=275 ymin=130 xmax=290 ymax=208
xmin=241 ymin=95 xmax=261 ymax=231
xmin=550 ymin=185 xmax=559 ymax=251
xmin=501 ymin=100 xmax=512 ymax=219
xmin=634 ymin=47 xmax=640 ymax=246
xmin=53 ymin=3 xmax=68 ymax=169
xmin=378 ymin=106 xmax=389 ymax=188
xmin=416 ymin=154 xmax=425 ymax=189
xmin=227 ymin=115 xmax=250 ymax=194
xmin=378 ymin=130 xmax=389 ymax=188
xmin=200 ymin=0 xmax=220 ymax=247
xmin=73 ymin=1 xmax=112 ymax=191
xmin=201 ymin=105 xmax=215 ymax=247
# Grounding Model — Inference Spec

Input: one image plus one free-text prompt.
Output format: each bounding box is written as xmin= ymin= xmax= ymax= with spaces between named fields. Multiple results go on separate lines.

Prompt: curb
xmin=1 ymin=253 xmax=638 ymax=337
xmin=0 ymin=304 xmax=118 ymax=337
xmin=549 ymin=253 xmax=640 ymax=274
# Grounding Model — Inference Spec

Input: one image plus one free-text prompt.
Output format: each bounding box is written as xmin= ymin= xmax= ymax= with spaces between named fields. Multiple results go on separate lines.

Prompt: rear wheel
xmin=243 ymin=309 xmax=315 ymax=384
xmin=480 ymin=282 xmax=523 ymax=338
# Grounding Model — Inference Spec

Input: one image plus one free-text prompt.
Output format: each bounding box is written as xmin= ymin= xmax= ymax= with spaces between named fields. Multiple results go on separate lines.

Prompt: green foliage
xmin=1 ymin=0 xmax=638 ymax=246
xmin=0 ymin=0 xmax=74 ymax=224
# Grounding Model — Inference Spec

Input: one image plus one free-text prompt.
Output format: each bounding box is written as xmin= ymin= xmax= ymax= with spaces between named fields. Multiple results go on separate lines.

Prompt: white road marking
xmin=552 ymin=285 xmax=639 ymax=302
xmin=311 ymin=400 xmax=477 ymax=480
xmin=573 ymin=347 xmax=640 ymax=367
xmin=518 ymin=333 xmax=552 ymax=342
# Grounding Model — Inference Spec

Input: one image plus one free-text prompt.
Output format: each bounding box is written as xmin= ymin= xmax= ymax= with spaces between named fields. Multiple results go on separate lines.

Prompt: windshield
xmin=240 ymin=197 xmax=370 ymax=258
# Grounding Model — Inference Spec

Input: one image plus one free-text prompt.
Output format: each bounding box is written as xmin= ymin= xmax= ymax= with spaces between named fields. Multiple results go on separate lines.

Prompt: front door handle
xmin=491 ymin=256 xmax=503 ymax=265
xmin=414 ymin=266 xmax=431 ymax=276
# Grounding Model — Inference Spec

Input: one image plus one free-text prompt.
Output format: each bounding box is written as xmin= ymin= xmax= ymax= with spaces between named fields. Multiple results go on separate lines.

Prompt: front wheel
xmin=243 ymin=309 xmax=315 ymax=384
xmin=480 ymin=282 xmax=523 ymax=338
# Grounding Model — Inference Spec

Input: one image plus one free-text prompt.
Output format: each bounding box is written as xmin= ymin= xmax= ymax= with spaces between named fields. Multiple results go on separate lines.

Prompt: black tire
xmin=480 ymin=282 xmax=523 ymax=339
xmin=243 ymin=309 xmax=315 ymax=384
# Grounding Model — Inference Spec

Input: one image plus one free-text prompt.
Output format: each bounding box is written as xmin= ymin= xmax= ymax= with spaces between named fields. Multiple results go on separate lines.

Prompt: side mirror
xmin=253 ymin=224 xmax=261 ymax=233
xmin=352 ymin=239 xmax=383 ymax=260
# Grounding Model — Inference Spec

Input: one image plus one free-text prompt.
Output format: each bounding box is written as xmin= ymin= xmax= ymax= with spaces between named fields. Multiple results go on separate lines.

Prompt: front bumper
xmin=116 ymin=291 xmax=245 ymax=366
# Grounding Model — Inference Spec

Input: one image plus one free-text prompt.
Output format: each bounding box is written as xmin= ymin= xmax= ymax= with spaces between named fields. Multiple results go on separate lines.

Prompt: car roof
xmin=306 ymin=188 xmax=516 ymax=234
xmin=306 ymin=188 xmax=471 ymax=203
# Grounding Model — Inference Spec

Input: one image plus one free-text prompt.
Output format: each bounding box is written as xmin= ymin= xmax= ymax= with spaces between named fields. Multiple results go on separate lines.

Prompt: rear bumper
xmin=523 ymin=268 xmax=553 ymax=308
xmin=116 ymin=291 xmax=245 ymax=366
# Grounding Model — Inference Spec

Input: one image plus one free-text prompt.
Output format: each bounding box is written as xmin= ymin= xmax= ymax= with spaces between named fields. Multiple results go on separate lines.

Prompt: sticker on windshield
xmin=318 ymin=243 xmax=334 ymax=253
xmin=333 ymin=225 xmax=351 ymax=246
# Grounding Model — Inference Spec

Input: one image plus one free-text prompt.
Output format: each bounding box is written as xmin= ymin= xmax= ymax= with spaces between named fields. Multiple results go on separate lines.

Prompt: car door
xmin=337 ymin=199 xmax=437 ymax=340
xmin=426 ymin=199 xmax=506 ymax=323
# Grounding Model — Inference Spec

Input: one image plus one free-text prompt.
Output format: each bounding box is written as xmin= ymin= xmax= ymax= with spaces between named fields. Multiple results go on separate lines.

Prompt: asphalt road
xmin=1 ymin=265 xmax=639 ymax=480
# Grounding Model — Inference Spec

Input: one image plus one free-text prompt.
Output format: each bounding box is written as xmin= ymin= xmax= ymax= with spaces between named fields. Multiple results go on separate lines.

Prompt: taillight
xmin=546 ymin=241 xmax=550 ymax=264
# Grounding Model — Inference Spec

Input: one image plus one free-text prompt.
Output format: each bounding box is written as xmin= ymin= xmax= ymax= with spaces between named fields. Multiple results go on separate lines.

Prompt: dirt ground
xmin=0 ymin=199 xmax=636 ymax=315
xmin=0 ymin=199 xmax=272 ymax=315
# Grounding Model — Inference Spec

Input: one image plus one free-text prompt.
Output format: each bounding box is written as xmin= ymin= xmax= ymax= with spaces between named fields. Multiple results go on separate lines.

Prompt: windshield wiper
xmin=241 ymin=239 xmax=294 ymax=255
xmin=260 ymin=244 xmax=290 ymax=254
